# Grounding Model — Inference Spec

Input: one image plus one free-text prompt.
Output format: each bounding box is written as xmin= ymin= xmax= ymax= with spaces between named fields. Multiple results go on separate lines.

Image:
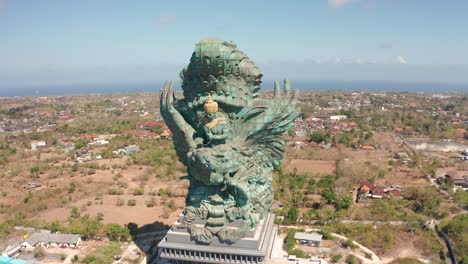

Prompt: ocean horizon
xmin=1 ymin=80 xmax=467 ymax=97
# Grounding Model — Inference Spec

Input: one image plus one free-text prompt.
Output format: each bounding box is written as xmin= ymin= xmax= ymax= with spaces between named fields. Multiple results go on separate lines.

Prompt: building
xmin=329 ymin=115 xmax=347 ymax=121
xmin=444 ymin=171 xmax=468 ymax=190
xmin=21 ymin=233 xmax=81 ymax=249
xmin=112 ymin=145 xmax=141 ymax=156
xmin=160 ymin=130 xmax=172 ymax=139
xmin=30 ymin=141 xmax=46 ymax=151
xmin=294 ymin=232 xmax=323 ymax=246
xmin=157 ymin=214 xmax=277 ymax=264
xmin=123 ymin=130 xmax=159 ymax=139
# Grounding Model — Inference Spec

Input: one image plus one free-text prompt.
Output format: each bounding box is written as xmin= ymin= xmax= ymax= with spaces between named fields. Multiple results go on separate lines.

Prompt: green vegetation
xmin=440 ymin=214 xmax=468 ymax=264
xmin=82 ymin=241 xmax=122 ymax=264
xmin=388 ymin=258 xmax=425 ymax=264
xmin=310 ymin=132 xmax=327 ymax=143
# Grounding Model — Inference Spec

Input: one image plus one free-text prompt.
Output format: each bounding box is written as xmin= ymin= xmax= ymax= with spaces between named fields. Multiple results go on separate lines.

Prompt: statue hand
xmin=160 ymin=80 xmax=197 ymax=150
xmin=271 ymin=79 xmax=298 ymax=106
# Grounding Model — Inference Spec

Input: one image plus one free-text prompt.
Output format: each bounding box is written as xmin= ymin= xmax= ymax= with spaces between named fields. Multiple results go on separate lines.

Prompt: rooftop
xmin=25 ymin=233 xmax=80 ymax=246
xmin=294 ymin=232 xmax=323 ymax=242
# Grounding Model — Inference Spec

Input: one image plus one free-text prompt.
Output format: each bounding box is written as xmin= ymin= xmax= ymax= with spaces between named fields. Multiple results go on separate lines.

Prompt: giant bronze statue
xmin=160 ymin=38 xmax=299 ymax=245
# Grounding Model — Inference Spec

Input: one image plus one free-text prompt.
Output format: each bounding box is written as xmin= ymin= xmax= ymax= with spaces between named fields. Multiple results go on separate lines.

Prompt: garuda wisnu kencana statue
xmin=160 ymin=38 xmax=300 ymax=244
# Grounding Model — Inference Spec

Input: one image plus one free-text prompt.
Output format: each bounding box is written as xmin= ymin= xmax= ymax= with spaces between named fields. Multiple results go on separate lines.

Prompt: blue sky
xmin=1 ymin=0 xmax=468 ymax=89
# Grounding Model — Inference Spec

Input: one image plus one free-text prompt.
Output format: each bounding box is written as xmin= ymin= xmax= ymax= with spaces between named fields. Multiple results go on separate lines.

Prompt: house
xmin=394 ymin=152 xmax=410 ymax=163
xmin=447 ymin=172 xmax=468 ymax=190
xmin=360 ymin=145 xmax=376 ymax=150
xmin=347 ymin=122 xmax=357 ymax=128
xmin=135 ymin=121 xmax=168 ymax=131
xmin=294 ymin=232 xmax=323 ymax=246
xmin=114 ymin=145 xmax=141 ymax=156
xmin=21 ymin=233 xmax=81 ymax=249
xmin=329 ymin=115 xmax=347 ymax=121
xmin=160 ymin=130 xmax=172 ymax=139
xmin=358 ymin=182 xmax=399 ymax=200
xmin=2 ymin=244 xmax=21 ymax=258
xmin=124 ymin=145 xmax=140 ymax=155
xmin=88 ymin=139 xmax=109 ymax=146
xmin=123 ymin=130 xmax=159 ymax=139
xmin=31 ymin=141 xmax=46 ymax=151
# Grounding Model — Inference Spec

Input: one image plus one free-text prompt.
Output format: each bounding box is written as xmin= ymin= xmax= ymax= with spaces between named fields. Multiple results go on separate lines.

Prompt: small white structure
xmin=114 ymin=145 xmax=141 ymax=156
xmin=31 ymin=141 xmax=46 ymax=151
xmin=294 ymin=232 xmax=323 ymax=246
xmin=329 ymin=115 xmax=347 ymax=121
xmin=89 ymin=139 xmax=109 ymax=146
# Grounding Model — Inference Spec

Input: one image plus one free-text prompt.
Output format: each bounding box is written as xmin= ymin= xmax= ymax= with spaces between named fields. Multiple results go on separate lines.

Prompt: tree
xmin=33 ymin=246 xmax=45 ymax=259
xmin=127 ymin=222 xmax=138 ymax=236
xmin=310 ymin=132 xmax=327 ymax=143
xmin=346 ymin=254 xmax=358 ymax=264
xmin=286 ymin=207 xmax=298 ymax=224
xmin=70 ymin=206 xmax=80 ymax=219
xmin=71 ymin=163 xmax=78 ymax=172
xmin=30 ymin=166 xmax=40 ymax=178
xmin=106 ymin=224 xmax=131 ymax=242
xmin=74 ymin=139 xmax=89 ymax=150
xmin=335 ymin=196 xmax=352 ymax=210
xmin=68 ymin=182 xmax=76 ymax=193
xmin=321 ymin=189 xmax=336 ymax=204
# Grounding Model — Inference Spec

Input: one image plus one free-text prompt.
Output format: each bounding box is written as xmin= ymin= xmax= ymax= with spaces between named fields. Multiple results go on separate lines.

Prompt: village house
xmin=358 ymin=182 xmax=402 ymax=200
xmin=123 ymin=130 xmax=159 ymax=139
xmin=294 ymin=232 xmax=323 ymax=247
xmin=160 ymin=130 xmax=172 ymax=139
xmin=329 ymin=115 xmax=347 ymax=121
xmin=30 ymin=140 xmax=46 ymax=151
xmin=21 ymin=233 xmax=81 ymax=249
xmin=442 ymin=171 xmax=468 ymax=190
xmin=114 ymin=145 xmax=141 ymax=156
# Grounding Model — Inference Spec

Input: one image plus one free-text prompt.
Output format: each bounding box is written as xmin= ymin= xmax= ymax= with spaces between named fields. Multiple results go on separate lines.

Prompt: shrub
xmin=342 ymin=239 xmax=358 ymax=249
xmin=346 ymin=254 xmax=358 ymax=264
xmin=133 ymin=187 xmax=144 ymax=196
xmin=127 ymin=199 xmax=136 ymax=206
xmin=167 ymin=200 xmax=176 ymax=210
xmin=331 ymin=254 xmax=342 ymax=263
xmin=82 ymin=255 xmax=97 ymax=264
xmin=116 ymin=198 xmax=124 ymax=206
xmin=108 ymin=188 xmax=123 ymax=195
xmin=33 ymin=246 xmax=45 ymax=259
xmin=146 ymin=198 xmax=156 ymax=207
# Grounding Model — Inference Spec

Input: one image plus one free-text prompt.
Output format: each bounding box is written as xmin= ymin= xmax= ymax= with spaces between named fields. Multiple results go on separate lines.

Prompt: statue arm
xmin=160 ymin=81 xmax=197 ymax=163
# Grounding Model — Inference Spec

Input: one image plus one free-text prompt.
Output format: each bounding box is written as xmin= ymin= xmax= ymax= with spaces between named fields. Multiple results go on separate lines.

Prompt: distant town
xmin=0 ymin=90 xmax=466 ymax=264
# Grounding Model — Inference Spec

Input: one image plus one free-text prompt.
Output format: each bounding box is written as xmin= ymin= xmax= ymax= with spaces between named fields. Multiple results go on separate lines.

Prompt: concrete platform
xmin=156 ymin=213 xmax=277 ymax=264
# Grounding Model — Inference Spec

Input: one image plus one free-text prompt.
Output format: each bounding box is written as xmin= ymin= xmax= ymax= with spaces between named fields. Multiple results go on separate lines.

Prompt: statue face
xmin=188 ymin=145 xmax=240 ymax=186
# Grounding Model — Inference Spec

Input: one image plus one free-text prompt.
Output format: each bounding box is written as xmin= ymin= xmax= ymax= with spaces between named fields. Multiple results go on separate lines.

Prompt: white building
xmin=329 ymin=115 xmax=347 ymax=121
xmin=31 ymin=141 xmax=47 ymax=151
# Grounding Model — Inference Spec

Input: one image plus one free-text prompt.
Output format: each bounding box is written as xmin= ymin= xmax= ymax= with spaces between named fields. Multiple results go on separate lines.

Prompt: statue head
xmin=180 ymin=37 xmax=263 ymax=102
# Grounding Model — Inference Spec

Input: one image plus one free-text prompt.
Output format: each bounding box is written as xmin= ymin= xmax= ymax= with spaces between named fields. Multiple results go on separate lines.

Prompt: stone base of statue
xmin=154 ymin=213 xmax=278 ymax=264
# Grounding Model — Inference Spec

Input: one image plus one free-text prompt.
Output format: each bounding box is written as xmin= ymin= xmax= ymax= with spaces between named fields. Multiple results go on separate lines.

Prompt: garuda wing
xmin=244 ymin=80 xmax=300 ymax=168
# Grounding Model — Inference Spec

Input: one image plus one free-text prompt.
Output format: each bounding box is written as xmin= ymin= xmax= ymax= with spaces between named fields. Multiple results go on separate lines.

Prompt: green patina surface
xmin=160 ymin=38 xmax=300 ymax=244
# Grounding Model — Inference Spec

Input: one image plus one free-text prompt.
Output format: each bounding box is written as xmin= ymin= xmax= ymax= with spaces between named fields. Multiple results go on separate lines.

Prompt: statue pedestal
xmin=155 ymin=213 xmax=278 ymax=264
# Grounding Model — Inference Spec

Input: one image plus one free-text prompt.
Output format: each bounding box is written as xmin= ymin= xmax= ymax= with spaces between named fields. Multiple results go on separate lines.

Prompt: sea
xmin=0 ymin=80 xmax=467 ymax=97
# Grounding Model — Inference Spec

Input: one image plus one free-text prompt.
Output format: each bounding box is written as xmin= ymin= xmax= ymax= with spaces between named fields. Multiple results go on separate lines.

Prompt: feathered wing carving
xmin=245 ymin=80 xmax=300 ymax=168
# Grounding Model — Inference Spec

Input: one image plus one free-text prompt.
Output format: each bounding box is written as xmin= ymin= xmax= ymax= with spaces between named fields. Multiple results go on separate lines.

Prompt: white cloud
xmin=396 ymin=55 xmax=408 ymax=64
xmin=328 ymin=0 xmax=355 ymax=8
xmin=157 ymin=15 xmax=176 ymax=25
